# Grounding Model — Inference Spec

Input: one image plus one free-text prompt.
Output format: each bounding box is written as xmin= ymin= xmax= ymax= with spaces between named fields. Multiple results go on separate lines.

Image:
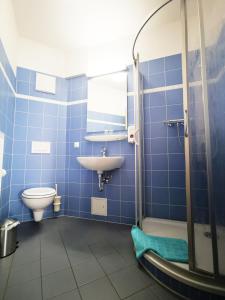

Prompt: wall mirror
xmin=87 ymin=71 xmax=127 ymax=133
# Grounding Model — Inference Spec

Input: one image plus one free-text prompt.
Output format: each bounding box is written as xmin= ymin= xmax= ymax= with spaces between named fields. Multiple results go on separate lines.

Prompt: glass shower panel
xmin=186 ymin=0 xmax=214 ymax=273
xmin=201 ymin=0 xmax=225 ymax=276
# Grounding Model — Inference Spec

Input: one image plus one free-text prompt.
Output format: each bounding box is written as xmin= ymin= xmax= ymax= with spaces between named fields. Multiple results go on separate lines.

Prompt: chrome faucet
xmin=101 ymin=147 xmax=107 ymax=157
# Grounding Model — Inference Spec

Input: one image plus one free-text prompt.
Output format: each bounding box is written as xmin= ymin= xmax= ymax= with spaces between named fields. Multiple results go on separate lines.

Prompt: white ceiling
xmin=12 ymin=0 xmax=180 ymax=51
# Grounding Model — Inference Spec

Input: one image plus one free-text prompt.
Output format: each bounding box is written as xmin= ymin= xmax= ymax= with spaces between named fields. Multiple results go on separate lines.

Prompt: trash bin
xmin=0 ymin=218 xmax=20 ymax=258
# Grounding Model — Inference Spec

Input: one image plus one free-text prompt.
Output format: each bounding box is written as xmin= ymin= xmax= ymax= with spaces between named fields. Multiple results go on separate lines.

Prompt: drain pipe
xmin=98 ymin=172 xmax=104 ymax=191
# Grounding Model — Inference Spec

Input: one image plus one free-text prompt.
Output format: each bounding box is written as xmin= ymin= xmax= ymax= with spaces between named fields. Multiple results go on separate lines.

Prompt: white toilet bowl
xmin=22 ymin=187 xmax=56 ymax=222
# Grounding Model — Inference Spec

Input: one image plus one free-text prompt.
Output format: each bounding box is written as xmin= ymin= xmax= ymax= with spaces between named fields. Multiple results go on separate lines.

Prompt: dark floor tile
xmin=41 ymin=236 xmax=65 ymax=258
xmin=109 ymin=264 xmax=153 ymax=299
xmin=50 ymin=289 xmax=81 ymax=300
xmin=41 ymin=253 xmax=70 ymax=276
xmin=98 ymin=250 xmax=129 ymax=274
xmin=125 ymin=286 xmax=159 ymax=300
xmin=8 ymin=260 xmax=40 ymax=287
xmin=41 ymin=233 xmax=62 ymax=245
xmin=89 ymin=241 xmax=115 ymax=259
xmin=17 ymin=236 xmax=40 ymax=250
xmin=4 ymin=278 xmax=42 ymax=300
xmin=41 ymin=245 xmax=66 ymax=261
xmin=151 ymin=284 xmax=181 ymax=300
xmin=72 ymin=258 xmax=105 ymax=286
xmin=12 ymin=239 xmax=40 ymax=267
xmin=0 ymin=254 xmax=13 ymax=270
xmin=79 ymin=277 xmax=120 ymax=300
xmin=67 ymin=246 xmax=95 ymax=266
xmin=17 ymin=223 xmax=42 ymax=241
xmin=112 ymin=237 xmax=134 ymax=254
xmin=0 ymin=272 xmax=9 ymax=300
xmin=120 ymin=251 xmax=137 ymax=266
xmin=42 ymin=268 xmax=77 ymax=299
xmin=0 ymin=256 xmax=12 ymax=300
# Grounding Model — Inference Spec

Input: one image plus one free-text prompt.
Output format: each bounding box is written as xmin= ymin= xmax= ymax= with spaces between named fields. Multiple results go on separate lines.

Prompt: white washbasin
xmin=77 ymin=156 xmax=124 ymax=174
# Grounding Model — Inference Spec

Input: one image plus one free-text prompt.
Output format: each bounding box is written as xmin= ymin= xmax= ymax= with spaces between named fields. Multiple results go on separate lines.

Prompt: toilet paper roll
xmin=54 ymin=196 xmax=61 ymax=204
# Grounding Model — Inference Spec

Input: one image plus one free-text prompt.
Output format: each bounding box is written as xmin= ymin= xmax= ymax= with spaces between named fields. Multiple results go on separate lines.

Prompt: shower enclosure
xmin=133 ymin=0 xmax=225 ymax=296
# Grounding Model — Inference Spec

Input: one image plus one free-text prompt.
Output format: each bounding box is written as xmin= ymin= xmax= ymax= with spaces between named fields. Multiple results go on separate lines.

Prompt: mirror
xmin=87 ymin=71 xmax=127 ymax=133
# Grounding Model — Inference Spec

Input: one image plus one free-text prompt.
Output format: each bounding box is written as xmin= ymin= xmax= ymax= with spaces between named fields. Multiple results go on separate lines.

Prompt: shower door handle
xmin=185 ymin=122 xmax=188 ymax=137
xmin=184 ymin=109 xmax=188 ymax=137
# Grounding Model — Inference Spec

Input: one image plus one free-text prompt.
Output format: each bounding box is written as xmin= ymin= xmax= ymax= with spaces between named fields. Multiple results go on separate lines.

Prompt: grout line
xmin=87 ymin=240 xmax=123 ymax=299
xmin=2 ymin=254 xmax=15 ymax=300
xmin=39 ymin=234 xmax=44 ymax=300
xmin=88 ymin=234 xmax=154 ymax=300
xmin=56 ymin=221 xmax=84 ymax=300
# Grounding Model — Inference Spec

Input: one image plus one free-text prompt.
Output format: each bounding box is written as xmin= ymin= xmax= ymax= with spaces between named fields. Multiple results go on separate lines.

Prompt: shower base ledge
xmin=140 ymin=252 xmax=225 ymax=298
xmin=140 ymin=217 xmax=225 ymax=298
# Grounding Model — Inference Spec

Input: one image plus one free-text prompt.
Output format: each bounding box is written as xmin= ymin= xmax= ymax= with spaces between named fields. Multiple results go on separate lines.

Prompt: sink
xmin=77 ymin=156 xmax=124 ymax=174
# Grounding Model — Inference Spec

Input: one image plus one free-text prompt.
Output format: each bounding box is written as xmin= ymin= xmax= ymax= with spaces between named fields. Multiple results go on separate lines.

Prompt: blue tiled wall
xmin=9 ymin=98 xmax=67 ymax=221
xmin=16 ymin=67 xmax=68 ymax=101
xmin=65 ymin=54 xmax=185 ymax=223
xmin=0 ymin=36 xmax=187 ymax=224
xmin=0 ymin=40 xmax=16 ymax=220
xmin=138 ymin=54 xmax=186 ymax=221
xmin=65 ymin=89 xmax=135 ymax=224
xmin=67 ymin=75 xmax=87 ymax=101
xmin=6 ymin=54 xmax=185 ymax=224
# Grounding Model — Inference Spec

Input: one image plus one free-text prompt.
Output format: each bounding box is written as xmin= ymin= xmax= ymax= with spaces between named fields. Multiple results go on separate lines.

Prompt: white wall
xmin=16 ymin=19 xmax=182 ymax=78
xmin=0 ymin=0 xmax=182 ymax=78
xmin=65 ymin=19 xmax=182 ymax=77
xmin=65 ymin=37 xmax=132 ymax=77
xmin=17 ymin=37 xmax=67 ymax=77
xmin=0 ymin=0 xmax=19 ymax=73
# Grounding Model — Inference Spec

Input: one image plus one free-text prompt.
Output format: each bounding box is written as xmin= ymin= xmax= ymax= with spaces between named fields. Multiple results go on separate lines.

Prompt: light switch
xmin=74 ymin=142 xmax=80 ymax=148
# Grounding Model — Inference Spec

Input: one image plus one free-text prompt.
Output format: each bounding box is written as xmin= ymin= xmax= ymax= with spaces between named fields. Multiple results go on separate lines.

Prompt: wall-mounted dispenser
xmin=128 ymin=126 xmax=135 ymax=143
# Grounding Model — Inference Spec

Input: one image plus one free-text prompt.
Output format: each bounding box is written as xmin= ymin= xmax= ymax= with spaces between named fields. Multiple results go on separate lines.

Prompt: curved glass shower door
xmin=200 ymin=0 xmax=225 ymax=276
xmin=185 ymin=0 xmax=214 ymax=274
xmin=185 ymin=0 xmax=225 ymax=276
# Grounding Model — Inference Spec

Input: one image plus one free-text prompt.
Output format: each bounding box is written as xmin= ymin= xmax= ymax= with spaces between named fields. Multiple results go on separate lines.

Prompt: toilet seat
xmin=22 ymin=187 xmax=56 ymax=199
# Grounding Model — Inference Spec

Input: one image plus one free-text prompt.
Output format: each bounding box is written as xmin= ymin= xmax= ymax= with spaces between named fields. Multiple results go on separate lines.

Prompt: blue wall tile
xmin=165 ymin=54 xmax=181 ymax=71
xmin=1 ymin=38 xmax=190 ymax=224
xmin=165 ymin=69 xmax=182 ymax=86
xmin=148 ymin=57 xmax=165 ymax=75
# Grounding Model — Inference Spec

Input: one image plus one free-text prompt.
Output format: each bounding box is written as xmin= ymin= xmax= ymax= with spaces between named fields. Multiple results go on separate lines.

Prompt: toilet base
xmin=33 ymin=209 xmax=44 ymax=222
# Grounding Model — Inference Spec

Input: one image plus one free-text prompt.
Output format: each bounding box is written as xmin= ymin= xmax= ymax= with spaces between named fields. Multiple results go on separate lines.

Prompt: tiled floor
xmin=0 ymin=217 xmax=181 ymax=300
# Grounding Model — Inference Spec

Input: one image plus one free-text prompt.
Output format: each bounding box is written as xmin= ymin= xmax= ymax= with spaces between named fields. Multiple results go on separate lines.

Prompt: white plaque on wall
xmin=31 ymin=141 xmax=51 ymax=154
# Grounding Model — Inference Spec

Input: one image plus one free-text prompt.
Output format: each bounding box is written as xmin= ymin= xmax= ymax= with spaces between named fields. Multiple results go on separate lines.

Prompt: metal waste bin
xmin=0 ymin=218 xmax=20 ymax=258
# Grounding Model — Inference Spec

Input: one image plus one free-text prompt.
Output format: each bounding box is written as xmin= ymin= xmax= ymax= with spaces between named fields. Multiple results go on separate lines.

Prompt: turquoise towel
xmin=131 ymin=226 xmax=188 ymax=263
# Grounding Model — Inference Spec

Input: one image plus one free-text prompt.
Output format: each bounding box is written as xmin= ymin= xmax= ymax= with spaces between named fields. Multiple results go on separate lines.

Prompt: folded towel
xmin=131 ymin=226 xmax=188 ymax=263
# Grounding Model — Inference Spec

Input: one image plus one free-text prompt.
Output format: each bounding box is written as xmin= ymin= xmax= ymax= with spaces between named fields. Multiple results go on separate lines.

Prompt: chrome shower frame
xmin=133 ymin=53 xmax=144 ymax=228
xmin=132 ymin=0 xmax=225 ymax=291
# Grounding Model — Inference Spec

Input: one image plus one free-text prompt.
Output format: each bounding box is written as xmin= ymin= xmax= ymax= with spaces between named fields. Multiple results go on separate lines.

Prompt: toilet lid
xmin=22 ymin=187 xmax=56 ymax=198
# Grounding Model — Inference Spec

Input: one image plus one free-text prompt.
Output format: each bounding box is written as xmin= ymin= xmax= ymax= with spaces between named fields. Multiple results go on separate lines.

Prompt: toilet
xmin=22 ymin=187 xmax=56 ymax=222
